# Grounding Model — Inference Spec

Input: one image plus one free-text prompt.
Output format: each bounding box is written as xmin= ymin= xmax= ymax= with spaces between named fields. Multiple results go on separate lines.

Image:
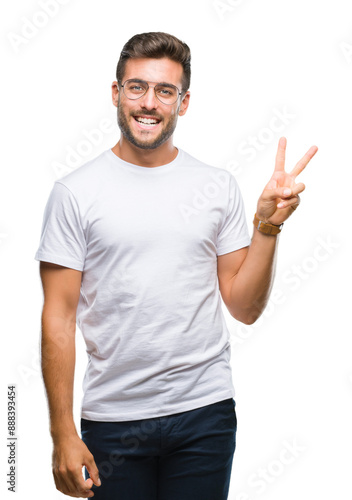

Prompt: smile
xmin=133 ymin=115 xmax=161 ymax=129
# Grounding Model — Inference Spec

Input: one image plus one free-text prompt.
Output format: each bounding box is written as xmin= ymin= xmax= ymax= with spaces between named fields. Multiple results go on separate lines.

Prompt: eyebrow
xmin=129 ymin=78 xmax=177 ymax=88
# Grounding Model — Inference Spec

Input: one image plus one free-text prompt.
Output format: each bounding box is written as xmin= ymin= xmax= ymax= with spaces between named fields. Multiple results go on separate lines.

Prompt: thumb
xmin=85 ymin=456 xmax=101 ymax=487
xmin=84 ymin=477 xmax=94 ymax=489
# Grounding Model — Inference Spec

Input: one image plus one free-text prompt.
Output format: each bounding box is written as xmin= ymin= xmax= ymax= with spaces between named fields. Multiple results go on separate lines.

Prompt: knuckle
xmin=67 ymin=464 xmax=81 ymax=474
xmin=57 ymin=464 xmax=67 ymax=475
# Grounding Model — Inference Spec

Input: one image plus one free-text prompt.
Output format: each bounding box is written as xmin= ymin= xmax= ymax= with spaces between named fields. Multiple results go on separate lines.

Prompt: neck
xmin=111 ymin=136 xmax=178 ymax=168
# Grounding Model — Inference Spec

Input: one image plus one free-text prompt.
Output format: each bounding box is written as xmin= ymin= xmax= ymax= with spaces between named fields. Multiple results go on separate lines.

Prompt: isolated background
xmin=1 ymin=0 xmax=351 ymax=498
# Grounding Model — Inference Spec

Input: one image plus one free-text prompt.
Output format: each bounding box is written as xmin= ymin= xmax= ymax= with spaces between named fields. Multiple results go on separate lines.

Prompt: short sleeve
xmin=34 ymin=182 xmax=87 ymax=271
xmin=216 ymin=174 xmax=251 ymax=256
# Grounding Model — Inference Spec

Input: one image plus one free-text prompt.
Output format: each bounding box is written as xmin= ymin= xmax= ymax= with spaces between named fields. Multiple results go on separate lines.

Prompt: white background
xmin=1 ymin=0 xmax=351 ymax=498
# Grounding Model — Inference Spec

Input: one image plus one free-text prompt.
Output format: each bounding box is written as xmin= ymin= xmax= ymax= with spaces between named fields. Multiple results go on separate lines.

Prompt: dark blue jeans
xmin=81 ymin=397 xmax=237 ymax=500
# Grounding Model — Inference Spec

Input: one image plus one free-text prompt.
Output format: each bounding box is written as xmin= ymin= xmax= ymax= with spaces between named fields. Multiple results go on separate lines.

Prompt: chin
xmin=124 ymin=130 xmax=172 ymax=151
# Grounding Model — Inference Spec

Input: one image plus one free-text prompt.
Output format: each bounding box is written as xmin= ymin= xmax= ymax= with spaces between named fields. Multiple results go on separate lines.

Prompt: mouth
xmin=133 ymin=115 xmax=162 ymax=130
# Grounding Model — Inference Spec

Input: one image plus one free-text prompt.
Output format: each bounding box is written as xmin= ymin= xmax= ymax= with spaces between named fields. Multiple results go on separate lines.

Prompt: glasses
xmin=120 ymin=79 xmax=182 ymax=105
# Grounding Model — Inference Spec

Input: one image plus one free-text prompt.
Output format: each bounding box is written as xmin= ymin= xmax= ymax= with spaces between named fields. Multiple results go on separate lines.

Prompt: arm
xmin=217 ymin=137 xmax=318 ymax=325
xmin=217 ymin=228 xmax=278 ymax=325
xmin=39 ymin=261 xmax=101 ymax=498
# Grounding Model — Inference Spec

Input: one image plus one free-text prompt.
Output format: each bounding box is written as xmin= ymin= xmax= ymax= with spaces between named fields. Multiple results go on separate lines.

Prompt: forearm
xmin=229 ymin=226 xmax=279 ymax=324
xmin=41 ymin=312 xmax=78 ymax=443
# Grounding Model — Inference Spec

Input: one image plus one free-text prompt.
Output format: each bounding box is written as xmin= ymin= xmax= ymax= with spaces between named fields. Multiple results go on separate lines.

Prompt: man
xmin=34 ymin=32 xmax=318 ymax=499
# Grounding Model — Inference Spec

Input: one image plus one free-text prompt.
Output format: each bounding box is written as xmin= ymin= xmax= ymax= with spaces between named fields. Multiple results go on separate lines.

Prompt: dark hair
xmin=116 ymin=32 xmax=191 ymax=94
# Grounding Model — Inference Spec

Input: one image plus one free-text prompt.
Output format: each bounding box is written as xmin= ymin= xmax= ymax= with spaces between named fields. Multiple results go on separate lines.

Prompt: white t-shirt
xmin=34 ymin=147 xmax=251 ymax=421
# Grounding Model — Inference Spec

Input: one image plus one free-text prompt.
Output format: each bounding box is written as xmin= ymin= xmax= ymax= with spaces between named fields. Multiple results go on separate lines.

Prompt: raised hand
xmin=256 ymin=137 xmax=318 ymax=226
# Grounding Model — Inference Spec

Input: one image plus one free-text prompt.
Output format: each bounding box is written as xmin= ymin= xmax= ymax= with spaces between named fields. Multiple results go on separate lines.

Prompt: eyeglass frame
xmin=119 ymin=78 xmax=184 ymax=105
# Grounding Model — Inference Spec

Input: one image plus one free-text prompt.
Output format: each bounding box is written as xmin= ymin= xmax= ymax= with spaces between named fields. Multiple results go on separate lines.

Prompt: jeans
xmin=81 ymin=397 xmax=237 ymax=500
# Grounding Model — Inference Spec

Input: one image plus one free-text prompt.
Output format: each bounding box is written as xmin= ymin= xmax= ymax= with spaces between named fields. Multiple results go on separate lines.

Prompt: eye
xmin=128 ymin=84 xmax=143 ymax=91
xmin=125 ymin=81 xmax=147 ymax=94
xmin=156 ymin=86 xmax=177 ymax=98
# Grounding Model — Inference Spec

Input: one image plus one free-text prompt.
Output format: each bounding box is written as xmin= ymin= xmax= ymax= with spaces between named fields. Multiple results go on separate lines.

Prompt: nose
xmin=139 ymin=86 xmax=158 ymax=109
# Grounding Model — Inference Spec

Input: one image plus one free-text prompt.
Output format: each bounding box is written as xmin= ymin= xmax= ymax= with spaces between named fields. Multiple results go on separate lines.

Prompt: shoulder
xmin=55 ymin=149 xmax=110 ymax=192
xmin=51 ymin=149 xmax=112 ymax=206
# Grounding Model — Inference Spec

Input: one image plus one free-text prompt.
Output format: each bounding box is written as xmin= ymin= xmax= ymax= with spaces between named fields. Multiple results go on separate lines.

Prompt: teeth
xmin=136 ymin=117 xmax=159 ymax=124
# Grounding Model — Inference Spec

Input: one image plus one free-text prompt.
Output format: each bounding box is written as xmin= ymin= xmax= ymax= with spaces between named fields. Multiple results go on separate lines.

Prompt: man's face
xmin=112 ymin=57 xmax=190 ymax=150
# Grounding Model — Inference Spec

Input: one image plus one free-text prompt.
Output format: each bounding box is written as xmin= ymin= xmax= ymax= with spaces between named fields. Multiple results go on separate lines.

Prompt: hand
xmin=256 ymin=137 xmax=318 ymax=226
xmin=52 ymin=435 xmax=101 ymax=498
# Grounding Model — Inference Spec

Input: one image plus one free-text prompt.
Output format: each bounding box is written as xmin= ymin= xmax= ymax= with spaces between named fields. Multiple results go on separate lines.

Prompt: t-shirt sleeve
xmin=216 ymin=173 xmax=251 ymax=256
xmin=34 ymin=181 xmax=87 ymax=271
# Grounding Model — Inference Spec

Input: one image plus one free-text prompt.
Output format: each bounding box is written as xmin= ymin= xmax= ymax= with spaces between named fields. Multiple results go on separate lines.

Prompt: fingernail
xmin=97 ymin=478 xmax=101 ymax=486
xmin=283 ymin=188 xmax=291 ymax=196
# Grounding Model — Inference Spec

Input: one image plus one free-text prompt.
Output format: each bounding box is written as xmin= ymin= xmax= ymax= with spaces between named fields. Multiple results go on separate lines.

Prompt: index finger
xmin=274 ymin=136 xmax=287 ymax=172
xmin=289 ymin=145 xmax=318 ymax=179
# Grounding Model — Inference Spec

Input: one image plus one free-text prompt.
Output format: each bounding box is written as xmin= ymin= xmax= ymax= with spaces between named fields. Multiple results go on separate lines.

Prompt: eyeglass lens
xmin=123 ymin=79 xmax=179 ymax=104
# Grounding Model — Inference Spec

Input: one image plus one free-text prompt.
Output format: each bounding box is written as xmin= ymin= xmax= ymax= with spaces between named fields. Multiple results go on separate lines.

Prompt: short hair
xmin=116 ymin=32 xmax=191 ymax=94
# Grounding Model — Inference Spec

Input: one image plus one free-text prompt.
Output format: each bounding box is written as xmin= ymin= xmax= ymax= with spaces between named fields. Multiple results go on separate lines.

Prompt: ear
xmin=112 ymin=81 xmax=120 ymax=107
xmin=178 ymin=91 xmax=190 ymax=117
